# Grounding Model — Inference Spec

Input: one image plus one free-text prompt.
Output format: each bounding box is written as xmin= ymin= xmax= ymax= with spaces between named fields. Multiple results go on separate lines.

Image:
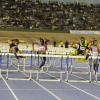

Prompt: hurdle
xmin=47 ymin=55 xmax=92 ymax=82
xmin=68 ymin=55 xmax=88 ymax=73
xmin=10 ymin=51 xmax=38 ymax=68
xmin=91 ymin=56 xmax=100 ymax=83
xmin=0 ymin=55 xmax=2 ymax=78
xmin=0 ymin=52 xmax=99 ymax=82
xmin=18 ymin=54 xmax=100 ymax=83
xmin=36 ymin=54 xmax=67 ymax=81
xmin=0 ymin=53 xmax=30 ymax=80
xmin=0 ymin=53 xmax=68 ymax=81
xmin=6 ymin=54 xmax=9 ymax=79
xmin=63 ymin=55 xmax=92 ymax=82
xmin=0 ymin=53 xmax=87 ymax=81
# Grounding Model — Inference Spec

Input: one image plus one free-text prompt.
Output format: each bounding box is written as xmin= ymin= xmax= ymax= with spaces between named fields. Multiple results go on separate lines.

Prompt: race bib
xmin=80 ymin=46 xmax=85 ymax=50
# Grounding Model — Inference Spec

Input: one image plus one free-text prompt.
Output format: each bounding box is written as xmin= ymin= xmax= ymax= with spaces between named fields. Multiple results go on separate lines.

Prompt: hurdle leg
xmin=23 ymin=58 xmax=26 ymax=71
xmin=70 ymin=58 xmax=73 ymax=74
xmin=61 ymin=56 xmax=63 ymax=69
xmin=52 ymin=58 xmax=55 ymax=68
xmin=6 ymin=69 xmax=8 ymax=80
xmin=6 ymin=54 xmax=9 ymax=80
xmin=0 ymin=55 xmax=2 ymax=78
xmin=65 ymin=65 xmax=69 ymax=82
xmin=29 ymin=70 xmax=32 ymax=80
xmin=89 ymin=71 xmax=92 ymax=83
xmin=0 ymin=63 xmax=1 ymax=78
xmin=38 ymin=55 xmax=40 ymax=66
xmin=95 ymin=73 xmax=97 ymax=82
xmin=36 ymin=70 xmax=39 ymax=81
xmin=89 ymin=57 xmax=92 ymax=83
xmin=89 ymin=65 xmax=92 ymax=83
xmin=0 ymin=68 xmax=1 ymax=78
xmin=66 ymin=70 xmax=69 ymax=82
xmin=65 ymin=57 xmax=69 ymax=82
xmin=17 ymin=62 xmax=20 ymax=71
xmin=10 ymin=58 xmax=13 ymax=66
xmin=70 ymin=65 xmax=72 ymax=74
xmin=60 ymin=72 xmax=62 ymax=82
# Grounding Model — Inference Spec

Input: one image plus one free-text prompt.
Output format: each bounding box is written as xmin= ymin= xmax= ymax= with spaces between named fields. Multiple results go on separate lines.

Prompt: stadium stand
xmin=0 ymin=0 xmax=100 ymax=31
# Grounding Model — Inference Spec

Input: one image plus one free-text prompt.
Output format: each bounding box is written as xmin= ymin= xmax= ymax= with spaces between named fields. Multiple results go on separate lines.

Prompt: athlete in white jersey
xmin=90 ymin=40 xmax=100 ymax=80
xmin=38 ymin=38 xmax=46 ymax=69
xmin=91 ymin=45 xmax=98 ymax=57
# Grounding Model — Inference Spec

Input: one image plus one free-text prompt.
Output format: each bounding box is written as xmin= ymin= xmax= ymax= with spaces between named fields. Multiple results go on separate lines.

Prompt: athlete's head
xmin=14 ymin=39 xmax=19 ymax=45
xmin=80 ymin=37 xmax=85 ymax=43
xmin=93 ymin=40 xmax=98 ymax=46
xmin=40 ymin=38 xmax=44 ymax=45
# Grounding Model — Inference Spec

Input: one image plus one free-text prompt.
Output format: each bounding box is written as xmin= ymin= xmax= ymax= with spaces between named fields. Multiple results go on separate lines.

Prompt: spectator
xmin=65 ymin=40 xmax=69 ymax=48
xmin=53 ymin=40 xmax=57 ymax=47
xmin=0 ymin=0 xmax=100 ymax=31
xmin=59 ymin=41 xmax=64 ymax=47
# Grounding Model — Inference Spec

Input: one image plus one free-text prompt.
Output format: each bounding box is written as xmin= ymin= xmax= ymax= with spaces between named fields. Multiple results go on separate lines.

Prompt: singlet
xmin=38 ymin=45 xmax=46 ymax=54
xmin=14 ymin=46 xmax=19 ymax=53
xmin=10 ymin=43 xmax=16 ymax=48
xmin=79 ymin=45 xmax=85 ymax=51
xmin=79 ymin=40 xmax=88 ymax=51
xmin=91 ymin=46 xmax=99 ymax=57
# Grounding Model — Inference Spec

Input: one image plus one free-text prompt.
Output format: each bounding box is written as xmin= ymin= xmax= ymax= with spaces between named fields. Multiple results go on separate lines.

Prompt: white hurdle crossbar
xmin=0 ymin=53 xmax=100 ymax=82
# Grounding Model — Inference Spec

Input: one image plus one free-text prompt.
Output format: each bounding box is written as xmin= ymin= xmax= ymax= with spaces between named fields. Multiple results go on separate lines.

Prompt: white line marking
xmin=12 ymin=64 xmax=61 ymax=100
xmin=71 ymin=74 xmax=85 ymax=80
xmin=21 ymin=72 xmax=61 ymax=100
xmin=65 ymin=82 xmax=100 ymax=100
xmin=1 ymin=75 xmax=18 ymax=100
xmin=72 ymin=73 xmax=100 ymax=89
xmin=45 ymin=72 xmax=100 ymax=100
xmin=9 ymin=57 xmax=100 ymax=100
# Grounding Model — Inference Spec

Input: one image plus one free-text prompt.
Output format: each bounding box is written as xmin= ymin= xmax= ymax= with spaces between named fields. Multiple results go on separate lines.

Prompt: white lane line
xmin=71 ymin=74 xmax=85 ymax=80
xmin=45 ymin=72 xmax=100 ymax=100
xmin=10 ymin=58 xmax=99 ymax=100
xmin=11 ymin=62 xmax=61 ymax=100
xmin=1 ymin=75 xmax=18 ymax=100
xmin=65 ymin=82 xmax=100 ymax=100
xmin=71 ymin=73 xmax=100 ymax=88
xmin=21 ymin=72 xmax=61 ymax=100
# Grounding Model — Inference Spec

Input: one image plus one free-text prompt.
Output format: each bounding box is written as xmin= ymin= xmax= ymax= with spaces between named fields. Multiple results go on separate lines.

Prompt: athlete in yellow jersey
xmin=77 ymin=37 xmax=88 ymax=55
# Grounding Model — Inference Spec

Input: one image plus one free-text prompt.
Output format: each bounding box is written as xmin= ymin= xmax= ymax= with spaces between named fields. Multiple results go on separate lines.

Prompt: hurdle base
xmin=65 ymin=79 xmax=68 ymax=82
xmin=38 ymin=79 xmax=61 ymax=82
xmin=65 ymin=80 xmax=90 ymax=83
xmin=6 ymin=78 xmax=30 ymax=81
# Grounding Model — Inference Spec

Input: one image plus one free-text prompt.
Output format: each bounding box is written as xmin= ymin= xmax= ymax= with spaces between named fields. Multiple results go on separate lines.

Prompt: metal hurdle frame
xmin=0 ymin=52 xmax=100 ymax=83
xmin=36 ymin=54 xmax=67 ymax=82
xmin=0 ymin=53 xmax=31 ymax=80
xmin=91 ymin=56 xmax=100 ymax=83
xmin=0 ymin=53 xmax=67 ymax=81
xmin=0 ymin=55 xmax=2 ymax=78
xmin=65 ymin=55 xmax=92 ymax=83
